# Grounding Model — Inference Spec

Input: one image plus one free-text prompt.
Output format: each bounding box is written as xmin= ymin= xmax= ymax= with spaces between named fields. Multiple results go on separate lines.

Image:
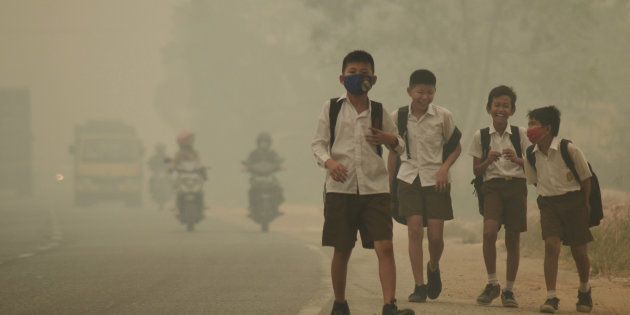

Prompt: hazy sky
xmin=0 ymin=0 xmax=184 ymax=193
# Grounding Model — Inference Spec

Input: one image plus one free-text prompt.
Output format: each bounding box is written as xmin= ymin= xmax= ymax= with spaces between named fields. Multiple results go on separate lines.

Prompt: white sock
xmin=488 ymin=273 xmax=499 ymax=285
xmin=579 ymin=282 xmax=591 ymax=293
xmin=505 ymin=281 xmax=515 ymax=292
xmin=547 ymin=290 xmax=557 ymax=299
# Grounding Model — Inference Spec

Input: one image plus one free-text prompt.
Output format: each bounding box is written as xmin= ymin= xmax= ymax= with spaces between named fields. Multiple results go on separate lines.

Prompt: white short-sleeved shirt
xmin=392 ymin=104 xmax=456 ymax=187
xmin=311 ymin=94 xmax=405 ymax=195
xmin=524 ymin=137 xmax=592 ymax=197
xmin=468 ymin=124 xmax=530 ymax=181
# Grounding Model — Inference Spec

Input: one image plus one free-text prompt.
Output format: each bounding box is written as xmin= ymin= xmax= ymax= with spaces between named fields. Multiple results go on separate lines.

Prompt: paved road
xmin=0 ymin=196 xmax=323 ymax=314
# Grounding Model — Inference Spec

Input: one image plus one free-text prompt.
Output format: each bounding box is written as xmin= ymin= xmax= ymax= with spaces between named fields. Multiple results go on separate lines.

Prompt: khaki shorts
xmin=322 ymin=193 xmax=393 ymax=250
xmin=397 ymin=177 xmax=454 ymax=221
xmin=481 ymin=178 xmax=528 ymax=232
xmin=537 ymin=191 xmax=593 ymax=246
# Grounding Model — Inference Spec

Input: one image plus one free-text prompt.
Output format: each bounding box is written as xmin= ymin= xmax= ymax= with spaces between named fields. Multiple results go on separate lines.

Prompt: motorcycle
xmin=245 ymin=161 xmax=283 ymax=232
xmin=172 ymin=161 xmax=206 ymax=232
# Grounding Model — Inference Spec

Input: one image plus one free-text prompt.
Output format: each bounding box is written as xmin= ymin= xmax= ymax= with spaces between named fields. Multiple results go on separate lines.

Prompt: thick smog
xmin=1 ymin=1 xmax=629 ymax=314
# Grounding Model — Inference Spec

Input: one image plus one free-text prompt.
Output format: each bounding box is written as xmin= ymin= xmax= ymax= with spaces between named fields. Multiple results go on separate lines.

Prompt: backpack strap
xmin=328 ymin=98 xmax=342 ymax=151
xmin=397 ymin=106 xmax=410 ymax=159
xmin=525 ymin=144 xmax=536 ymax=168
xmin=509 ymin=125 xmax=523 ymax=158
xmin=370 ymin=101 xmax=384 ymax=157
xmin=559 ymin=139 xmax=581 ymax=182
xmin=480 ymin=127 xmax=490 ymax=161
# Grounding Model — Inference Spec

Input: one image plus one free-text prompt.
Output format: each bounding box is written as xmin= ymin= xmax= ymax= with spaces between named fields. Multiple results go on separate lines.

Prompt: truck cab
xmin=70 ymin=120 xmax=144 ymax=207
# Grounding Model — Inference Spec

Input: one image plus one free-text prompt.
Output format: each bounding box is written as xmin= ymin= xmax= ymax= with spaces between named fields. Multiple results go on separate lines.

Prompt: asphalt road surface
xmin=0 ymin=196 xmax=322 ymax=314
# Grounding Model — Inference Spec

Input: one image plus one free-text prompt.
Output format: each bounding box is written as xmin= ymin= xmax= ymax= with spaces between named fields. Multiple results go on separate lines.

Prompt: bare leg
xmin=544 ymin=237 xmax=561 ymax=291
xmin=505 ymin=230 xmax=520 ymax=283
xmin=407 ymin=215 xmax=425 ymax=285
xmin=331 ymin=248 xmax=352 ymax=303
xmin=374 ymin=240 xmax=397 ymax=304
xmin=427 ymin=219 xmax=444 ymax=269
xmin=570 ymin=244 xmax=590 ymax=284
xmin=482 ymin=219 xmax=499 ymax=275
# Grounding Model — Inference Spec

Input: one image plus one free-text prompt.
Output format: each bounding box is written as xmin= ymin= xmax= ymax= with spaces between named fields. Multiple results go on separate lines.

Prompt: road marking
xmin=5 ymin=203 xmax=63 ymax=264
xmin=17 ymin=253 xmax=34 ymax=259
xmin=297 ymin=244 xmax=332 ymax=315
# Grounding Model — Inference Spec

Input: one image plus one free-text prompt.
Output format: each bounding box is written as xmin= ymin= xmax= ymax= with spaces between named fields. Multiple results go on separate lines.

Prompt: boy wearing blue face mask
xmin=311 ymin=50 xmax=414 ymax=315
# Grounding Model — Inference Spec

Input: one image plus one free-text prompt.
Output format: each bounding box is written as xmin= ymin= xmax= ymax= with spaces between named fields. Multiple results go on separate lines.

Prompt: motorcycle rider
xmin=243 ymin=132 xmax=284 ymax=221
xmin=171 ymin=131 xmax=207 ymax=212
xmin=147 ymin=143 xmax=172 ymax=208
xmin=148 ymin=143 xmax=170 ymax=173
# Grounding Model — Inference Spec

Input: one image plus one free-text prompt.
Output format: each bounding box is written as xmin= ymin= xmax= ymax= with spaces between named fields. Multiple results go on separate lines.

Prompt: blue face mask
xmin=343 ymin=74 xmax=374 ymax=95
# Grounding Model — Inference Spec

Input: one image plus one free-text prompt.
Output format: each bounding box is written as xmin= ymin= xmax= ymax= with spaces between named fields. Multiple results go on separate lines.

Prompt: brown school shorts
xmin=397 ymin=177 xmax=454 ymax=221
xmin=481 ymin=178 xmax=528 ymax=232
xmin=322 ymin=193 xmax=393 ymax=250
xmin=537 ymin=191 xmax=594 ymax=246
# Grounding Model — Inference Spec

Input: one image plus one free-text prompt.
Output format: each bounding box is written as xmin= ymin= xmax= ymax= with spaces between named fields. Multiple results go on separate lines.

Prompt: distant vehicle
xmin=69 ymin=120 xmax=144 ymax=207
xmin=0 ymin=88 xmax=33 ymax=195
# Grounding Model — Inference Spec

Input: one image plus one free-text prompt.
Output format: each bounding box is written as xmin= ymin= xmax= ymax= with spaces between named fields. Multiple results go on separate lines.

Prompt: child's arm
xmin=387 ymin=150 xmax=398 ymax=186
xmin=311 ymin=102 xmax=333 ymax=168
xmin=366 ymin=110 xmax=404 ymax=154
xmin=311 ymin=101 xmax=348 ymax=182
xmin=569 ymin=142 xmax=593 ymax=208
xmin=436 ymin=143 xmax=461 ymax=191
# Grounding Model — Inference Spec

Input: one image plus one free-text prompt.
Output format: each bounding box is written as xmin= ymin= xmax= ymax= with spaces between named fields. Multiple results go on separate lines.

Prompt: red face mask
xmin=526 ymin=126 xmax=546 ymax=144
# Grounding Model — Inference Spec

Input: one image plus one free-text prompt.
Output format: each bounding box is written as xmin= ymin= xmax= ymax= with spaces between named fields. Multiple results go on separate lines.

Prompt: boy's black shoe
xmin=408 ymin=284 xmax=427 ymax=303
xmin=539 ymin=297 xmax=560 ymax=313
xmin=426 ymin=262 xmax=442 ymax=299
xmin=382 ymin=299 xmax=415 ymax=315
xmin=501 ymin=290 xmax=519 ymax=308
xmin=576 ymin=289 xmax=593 ymax=313
xmin=476 ymin=283 xmax=500 ymax=305
xmin=331 ymin=300 xmax=350 ymax=315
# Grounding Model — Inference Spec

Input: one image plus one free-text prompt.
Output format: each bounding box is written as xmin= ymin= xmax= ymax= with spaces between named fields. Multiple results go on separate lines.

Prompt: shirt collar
xmin=488 ymin=123 xmax=512 ymax=135
xmin=339 ymin=92 xmax=373 ymax=114
xmin=533 ymin=136 xmax=560 ymax=153
xmin=407 ymin=103 xmax=436 ymax=117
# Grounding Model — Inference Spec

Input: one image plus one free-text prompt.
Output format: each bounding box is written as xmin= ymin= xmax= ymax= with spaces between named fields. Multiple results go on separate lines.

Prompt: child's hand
xmin=325 ymin=159 xmax=349 ymax=183
xmin=486 ymin=151 xmax=502 ymax=163
xmin=435 ymin=166 xmax=449 ymax=192
xmin=366 ymin=128 xmax=397 ymax=146
xmin=502 ymin=148 xmax=517 ymax=163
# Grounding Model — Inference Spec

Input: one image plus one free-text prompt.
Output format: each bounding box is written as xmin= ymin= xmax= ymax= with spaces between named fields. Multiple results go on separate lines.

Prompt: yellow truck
xmin=69 ymin=120 xmax=144 ymax=207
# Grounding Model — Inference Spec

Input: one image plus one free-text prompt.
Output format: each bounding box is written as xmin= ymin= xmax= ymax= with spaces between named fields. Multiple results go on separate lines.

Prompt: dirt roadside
xmin=209 ymin=204 xmax=630 ymax=314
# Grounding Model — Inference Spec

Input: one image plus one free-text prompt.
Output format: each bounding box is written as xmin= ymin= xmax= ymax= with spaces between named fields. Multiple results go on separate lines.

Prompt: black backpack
xmin=525 ymin=139 xmax=603 ymax=227
xmin=329 ymin=97 xmax=383 ymax=157
xmin=471 ymin=126 xmax=522 ymax=215
xmin=390 ymin=106 xmax=462 ymax=225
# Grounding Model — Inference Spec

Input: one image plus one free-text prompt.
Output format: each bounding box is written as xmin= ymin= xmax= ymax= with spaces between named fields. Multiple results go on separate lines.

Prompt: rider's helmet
xmin=154 ymin=143 xmax=166 ymax=154
xmin=256 ymin=132 xmax=272 ymax=148
xmin=177 ymin=130 xmax=195 ymax=148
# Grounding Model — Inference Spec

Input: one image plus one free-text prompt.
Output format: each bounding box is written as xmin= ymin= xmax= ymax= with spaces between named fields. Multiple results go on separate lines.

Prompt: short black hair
xmin=528 ymin=106 xmax=561 ymax=136
xmin=486 ymin=85 xmax=517 ymax=111
xmin=342 ymin=50 xmax=374 ymax=73
xmin=409 ymin=69 xmax=436 ymax=87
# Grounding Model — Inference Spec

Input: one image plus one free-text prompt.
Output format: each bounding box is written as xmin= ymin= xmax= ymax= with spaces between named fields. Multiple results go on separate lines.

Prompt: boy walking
xmin=311 ymin=50 xmax=414 ymax=315
xmin=469 ymin=86 xmax=529 ymax=307
xmin=388 ymin=69 xmax=461 ymax=303
xmin=524 ymin=106 xmax=594 ymax=313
